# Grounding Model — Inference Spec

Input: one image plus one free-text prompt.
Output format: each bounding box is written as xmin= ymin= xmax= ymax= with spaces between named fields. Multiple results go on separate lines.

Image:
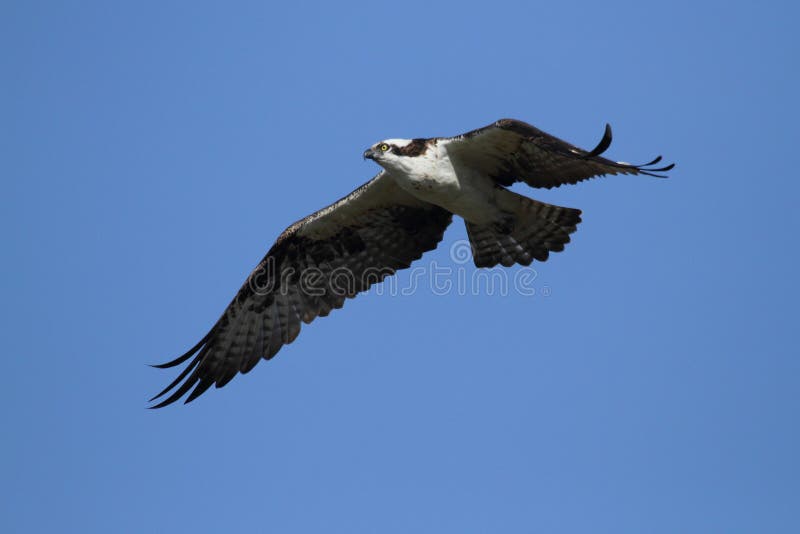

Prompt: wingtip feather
xmin=149 ymin=330 xmax=213 ymax=369
xmin=184 ymin=379 xmax=215 ymax=404
xmin=148 ymin=353 xmax=203 ymax=402
xmin=584 ymin=123 xmax=613 ymax=158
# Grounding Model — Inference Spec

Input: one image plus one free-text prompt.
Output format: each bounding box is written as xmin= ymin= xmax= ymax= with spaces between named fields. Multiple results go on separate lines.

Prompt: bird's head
xmin=363 ymin=138 xmax=431 ymax=169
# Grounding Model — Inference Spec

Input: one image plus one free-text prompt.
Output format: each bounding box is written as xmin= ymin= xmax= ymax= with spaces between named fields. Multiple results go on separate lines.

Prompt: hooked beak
xmin=363 ymin=148 xmax=375 ymax=160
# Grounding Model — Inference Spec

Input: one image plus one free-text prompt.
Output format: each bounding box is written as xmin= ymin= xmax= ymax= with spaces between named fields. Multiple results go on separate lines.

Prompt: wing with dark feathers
xmin=150 ymin=171 xmax=452 ymax=407
xmin=443 ymin=118 xmax=674 ymax=189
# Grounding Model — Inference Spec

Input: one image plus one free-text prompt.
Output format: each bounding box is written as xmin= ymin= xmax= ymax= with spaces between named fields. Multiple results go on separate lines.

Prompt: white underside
xmin=379 ymin=140 xmax=502 ymax=225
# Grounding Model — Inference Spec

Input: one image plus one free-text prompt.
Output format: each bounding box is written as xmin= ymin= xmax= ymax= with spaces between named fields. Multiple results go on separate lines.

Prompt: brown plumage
xmin=151 ymin=118 xmax=672 ymax=407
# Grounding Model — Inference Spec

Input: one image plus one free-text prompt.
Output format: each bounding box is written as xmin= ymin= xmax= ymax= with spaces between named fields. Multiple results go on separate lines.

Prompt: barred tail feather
xmin=466 ymin=191 xmax=581 ymax=268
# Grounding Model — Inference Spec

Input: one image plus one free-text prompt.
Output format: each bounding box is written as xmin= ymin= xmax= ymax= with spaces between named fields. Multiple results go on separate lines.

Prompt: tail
xmin=466 ymin=190 xmax=581 ymax=268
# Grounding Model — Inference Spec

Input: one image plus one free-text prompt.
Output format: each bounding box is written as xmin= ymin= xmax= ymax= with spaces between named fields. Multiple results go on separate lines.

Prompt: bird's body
xmin=380 ymin=138 xmax=501 ymax=225
xmin=151 ymin=118 xmax=673 ymax=407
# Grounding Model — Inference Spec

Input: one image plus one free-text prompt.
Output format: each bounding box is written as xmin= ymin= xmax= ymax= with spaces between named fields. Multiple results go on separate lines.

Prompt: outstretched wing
xmin=151 ymin=171 xmax=452 ymax=407
xmin=443 ymin=118 xmax=674 ymax=189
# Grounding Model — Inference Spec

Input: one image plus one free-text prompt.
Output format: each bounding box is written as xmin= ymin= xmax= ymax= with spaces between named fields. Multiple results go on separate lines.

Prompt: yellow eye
xmin=380 ymin=144 xmax=389 ymax=152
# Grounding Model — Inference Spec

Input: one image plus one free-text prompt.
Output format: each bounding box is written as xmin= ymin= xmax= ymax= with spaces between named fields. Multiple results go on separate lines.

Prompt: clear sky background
xmin=3 ymin=1 xmax=798 ymax=532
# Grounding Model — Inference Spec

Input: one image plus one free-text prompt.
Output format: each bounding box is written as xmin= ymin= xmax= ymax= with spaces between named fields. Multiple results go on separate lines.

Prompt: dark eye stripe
xmin=393 ymin=139 xmax=430 ymax=157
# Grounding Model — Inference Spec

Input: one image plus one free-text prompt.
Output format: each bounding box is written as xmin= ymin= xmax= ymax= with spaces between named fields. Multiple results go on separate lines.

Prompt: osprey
xmin=151 ymin=118 xmax=673 ymax=407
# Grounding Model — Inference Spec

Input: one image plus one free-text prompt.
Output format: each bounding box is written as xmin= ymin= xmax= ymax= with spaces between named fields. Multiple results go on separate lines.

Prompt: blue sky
xmin=3 ymin=1 xmax=798 ymax=532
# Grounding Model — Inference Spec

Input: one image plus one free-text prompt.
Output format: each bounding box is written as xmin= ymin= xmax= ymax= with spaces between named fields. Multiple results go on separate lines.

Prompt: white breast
xmin=385 ymin=142 xmax=500 ymax=225
xmin=386 ymin=143 xmax=457 ymax=194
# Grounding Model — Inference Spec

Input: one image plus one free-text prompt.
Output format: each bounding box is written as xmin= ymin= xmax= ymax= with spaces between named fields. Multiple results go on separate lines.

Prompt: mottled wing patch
xmin=150 ymin=172 xmax=452 ymax=407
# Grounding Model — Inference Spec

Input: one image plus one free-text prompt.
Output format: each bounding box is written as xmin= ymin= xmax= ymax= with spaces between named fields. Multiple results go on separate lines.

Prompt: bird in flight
xmin=150 ymin=118 xmax=673 ymax=407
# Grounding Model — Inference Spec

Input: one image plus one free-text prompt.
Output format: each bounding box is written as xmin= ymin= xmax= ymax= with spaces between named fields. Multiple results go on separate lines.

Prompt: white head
xmin=363 ymin=138 xmax=432 ymax=172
